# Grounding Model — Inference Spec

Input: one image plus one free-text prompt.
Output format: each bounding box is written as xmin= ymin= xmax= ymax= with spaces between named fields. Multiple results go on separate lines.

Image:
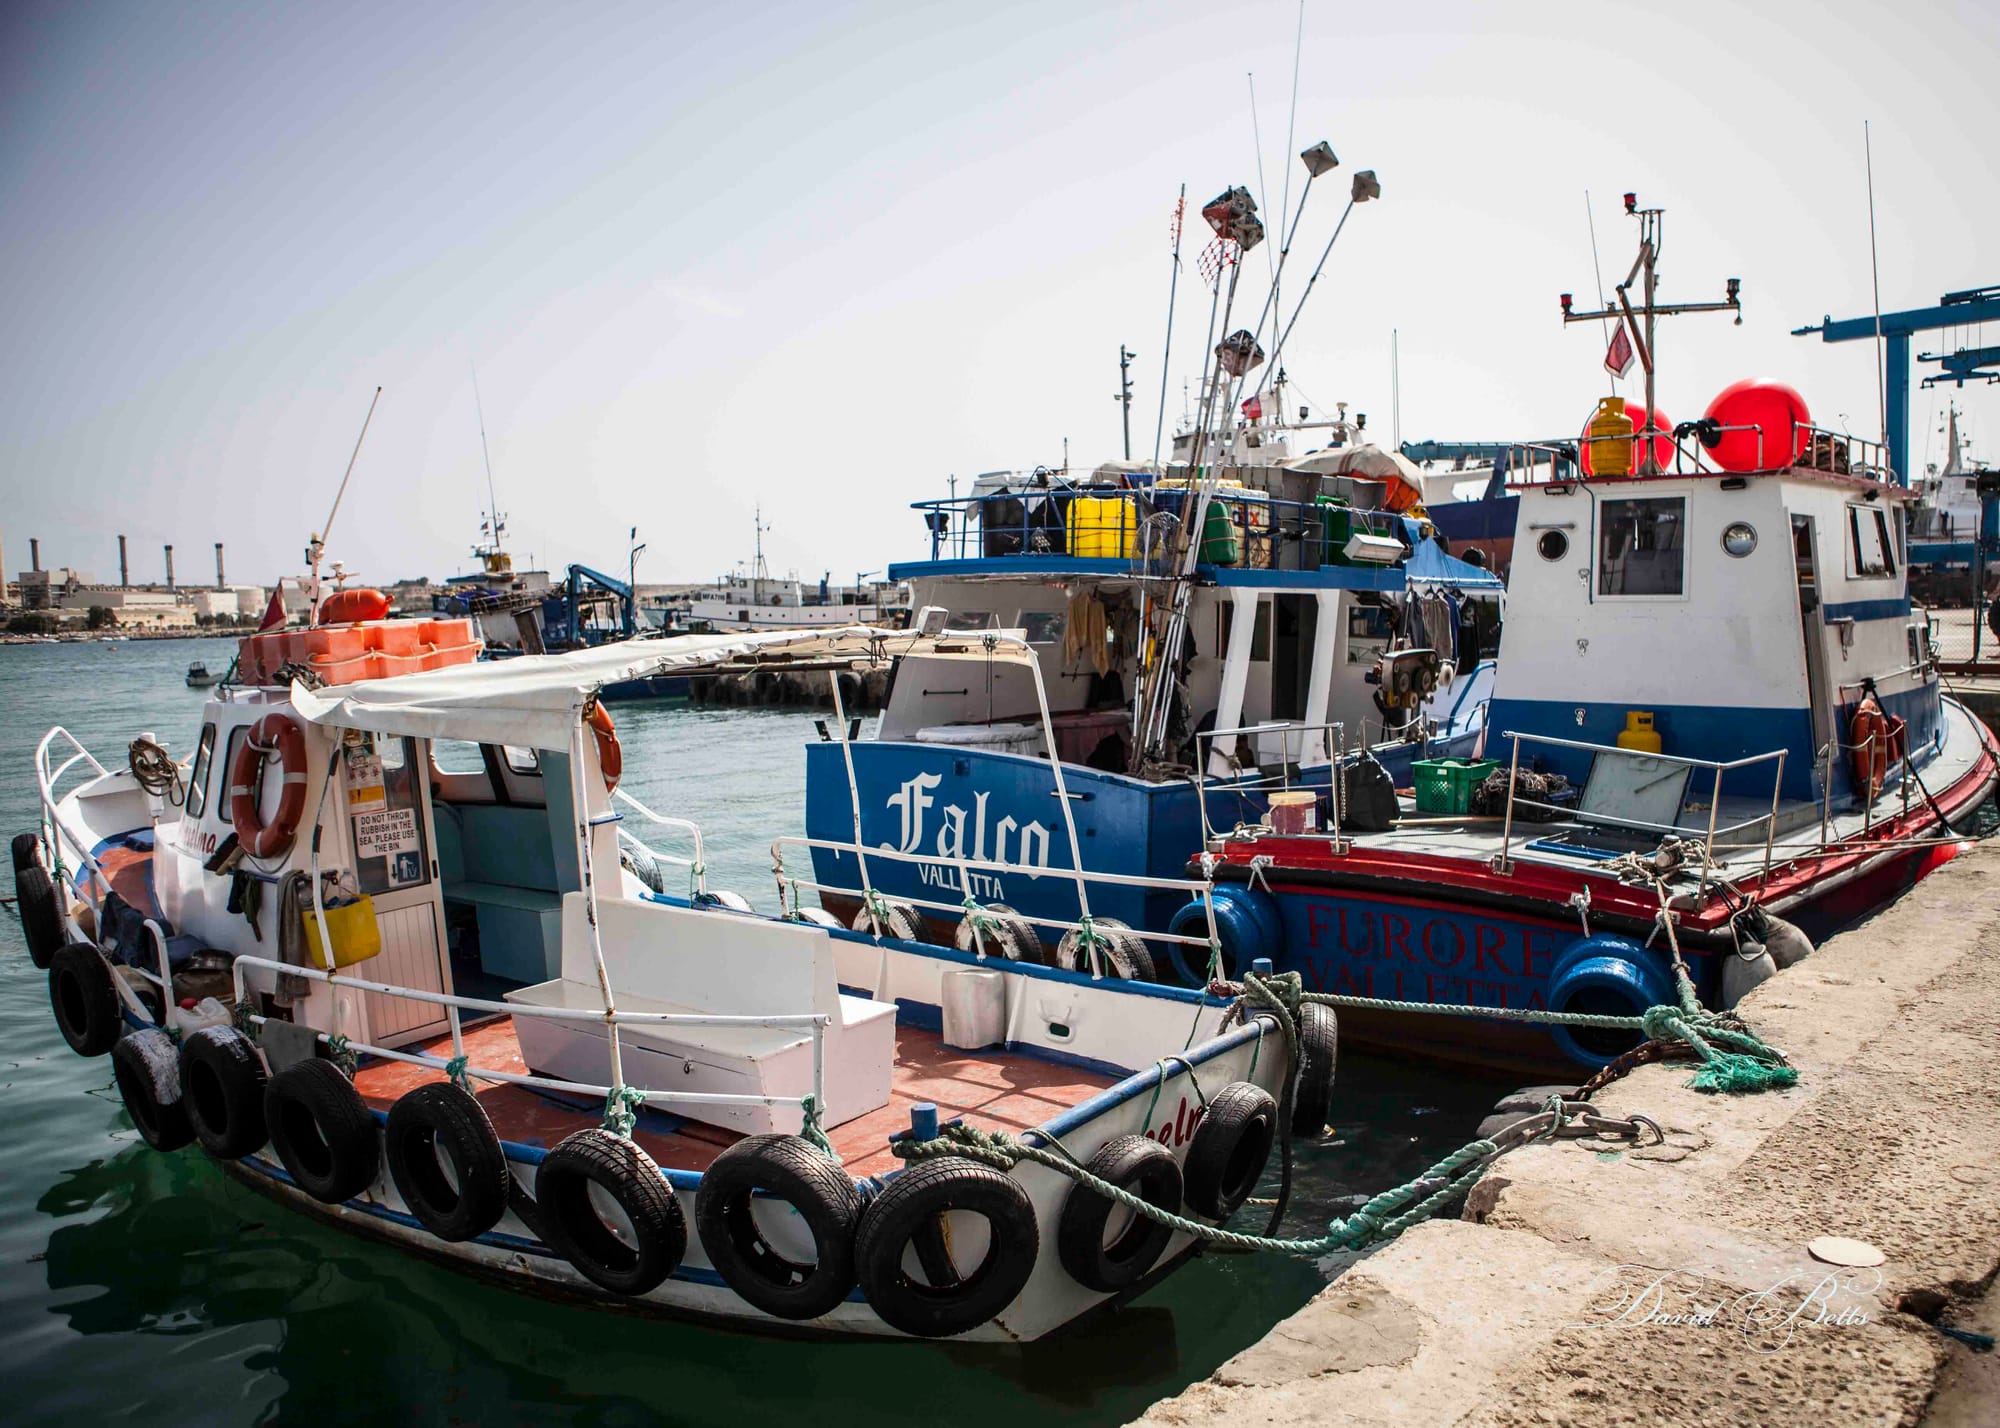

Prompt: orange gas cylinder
xmin=317 ymin=588 xmax=392 ymax=624
xmin=1581 ymin=397 xmax=1635 ymax=477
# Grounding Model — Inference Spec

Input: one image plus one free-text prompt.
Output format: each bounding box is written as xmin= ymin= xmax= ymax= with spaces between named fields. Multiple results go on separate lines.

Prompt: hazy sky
xmin=3 ymin=0 xmax=1997 ymax=588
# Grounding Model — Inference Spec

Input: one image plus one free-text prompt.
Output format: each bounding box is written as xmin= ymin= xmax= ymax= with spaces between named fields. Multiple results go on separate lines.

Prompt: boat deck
xmin=1233 ymin=699 xmax=1996 ymax=893
xmin=353 ymin=1018 xmax=1117 ymax=1180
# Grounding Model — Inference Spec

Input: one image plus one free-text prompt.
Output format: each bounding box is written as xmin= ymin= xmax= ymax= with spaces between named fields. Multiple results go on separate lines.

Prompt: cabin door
xmin=1792 ymin=516 xmax=1835 ymax=789
xmin=336 ymin=732 xmax=451 ymax=1049
xmin=1267 ymin=594 xmax=1319 ymax=764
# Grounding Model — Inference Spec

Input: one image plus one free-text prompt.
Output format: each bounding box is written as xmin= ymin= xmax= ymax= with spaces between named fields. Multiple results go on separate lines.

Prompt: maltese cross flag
xmin=1604 ymin=322 xmax=1636 ymax=378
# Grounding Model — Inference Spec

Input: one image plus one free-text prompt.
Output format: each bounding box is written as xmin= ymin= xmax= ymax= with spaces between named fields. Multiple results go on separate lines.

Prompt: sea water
xmin=0 ymin=637 xmax=1507 ymax=1427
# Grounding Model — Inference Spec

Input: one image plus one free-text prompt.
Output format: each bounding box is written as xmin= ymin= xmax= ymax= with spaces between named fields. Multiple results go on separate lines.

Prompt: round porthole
xmin=1537 ymin=529 xmax=1569 ymax=561
xmin=1721 ymin=521 xmax=1758 ymax=557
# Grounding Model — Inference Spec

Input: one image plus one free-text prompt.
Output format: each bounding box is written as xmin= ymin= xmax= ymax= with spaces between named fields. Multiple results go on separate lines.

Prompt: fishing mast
xmin=1560 ymin=194 xmax=1742 ymax=474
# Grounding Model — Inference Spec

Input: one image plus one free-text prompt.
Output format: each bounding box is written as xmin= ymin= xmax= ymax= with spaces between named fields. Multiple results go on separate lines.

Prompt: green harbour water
xmin=0 ymin=636 xmax=1509 ymax=1427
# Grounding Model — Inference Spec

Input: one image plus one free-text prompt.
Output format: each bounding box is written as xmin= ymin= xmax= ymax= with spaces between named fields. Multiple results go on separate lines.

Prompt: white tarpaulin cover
xmin=289 ymin=625 xmax=1034 ymax=748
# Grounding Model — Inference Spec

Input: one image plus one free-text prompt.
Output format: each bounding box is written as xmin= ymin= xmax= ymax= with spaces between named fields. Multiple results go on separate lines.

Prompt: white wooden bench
xmin=506 ymin=894 xmax=896 ymax=1135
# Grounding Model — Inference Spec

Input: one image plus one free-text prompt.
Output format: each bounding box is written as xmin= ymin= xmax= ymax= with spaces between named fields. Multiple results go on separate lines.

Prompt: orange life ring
xmin=1849 ymin=695 xmax=1891 ymax=798
xmin=587 ymin=700 xmax=622 ymax=793
xmin=229 ymin=712 xmax=309 ymax=860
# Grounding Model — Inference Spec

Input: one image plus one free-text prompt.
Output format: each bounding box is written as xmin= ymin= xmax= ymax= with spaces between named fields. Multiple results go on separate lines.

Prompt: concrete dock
xmin=1137 ymin=840 xmax=2000 ymax=1427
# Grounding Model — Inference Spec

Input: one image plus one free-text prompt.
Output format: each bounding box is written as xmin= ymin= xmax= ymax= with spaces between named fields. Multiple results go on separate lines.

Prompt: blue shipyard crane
xmin=1791 ymin=284 xmax=2000 ymax=485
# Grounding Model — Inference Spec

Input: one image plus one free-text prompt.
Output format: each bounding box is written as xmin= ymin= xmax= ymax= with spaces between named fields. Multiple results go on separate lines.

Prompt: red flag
xmin=257 ymin=587 xmax=287 ymax=633
xmin=1241 ymin=394 xmax=1263 ymax=422
xmin=1604 ymin=322 xmax=1635 ymax=378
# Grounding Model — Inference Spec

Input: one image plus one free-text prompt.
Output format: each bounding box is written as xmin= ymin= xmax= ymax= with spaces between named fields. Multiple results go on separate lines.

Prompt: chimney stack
xmin=164 ymin=544 xmax=175 ymax=589
xmin=30 ymin=537 xmax=41 ymax=571
xmin=215 ymin=542 xmax=226 ymax=589
xmin=119 ymin=535 xmax=130 ymax=587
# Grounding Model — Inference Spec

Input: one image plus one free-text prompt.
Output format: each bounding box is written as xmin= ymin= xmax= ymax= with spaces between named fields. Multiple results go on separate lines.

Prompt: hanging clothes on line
xmin=1063 ymin=590 xmax=1112 ymax=676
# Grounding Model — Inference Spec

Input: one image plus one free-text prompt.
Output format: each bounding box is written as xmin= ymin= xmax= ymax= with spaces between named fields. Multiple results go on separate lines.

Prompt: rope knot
xmin=602 ymin=1084 xmax=648 ymax=1137
xmin=443 ymin=1053 xmax=471 ymax=1090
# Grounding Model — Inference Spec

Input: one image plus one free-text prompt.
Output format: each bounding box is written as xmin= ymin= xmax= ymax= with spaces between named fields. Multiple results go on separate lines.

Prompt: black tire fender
xmin=17 ymin=865 xmax=64 ymax=970
xmin=1055 ymin=916 xmax=1156 ymax=981
xmin=1289 ymin=1003 xmax=1339 ymax=1137
xmin=535 ymin=1128 xmax=686 ymax=1296
xmin=112 ymin=1027 xmax=194 ymax=1151
xmin=385 ymin=1081 xmax=512 ymax=1242
xmin=1056 ymin=1134 xmax=1183 ymax=1292
xmin=48 ymin=940 xmax=121 ymax=1056
xmin=854 ymin=1156 xmax=1039 ymax=1338
xmin=954 ymin=903 xmax=1042 ymax=963
xmin=11 ymin=830 xmax=43 ymax=877
xmin=695 ymin=1133 xmax=863 ymax=1321
xmin=850 ymin=899 xmax=922 ymax=941
xmin=1183 ymin=1081 xmax=1277 ymax=1221
xmin=179 ymin=1024 xmax=269 ymax=1160
xmin=264 ymin=1057 xmax=381 ymax=1204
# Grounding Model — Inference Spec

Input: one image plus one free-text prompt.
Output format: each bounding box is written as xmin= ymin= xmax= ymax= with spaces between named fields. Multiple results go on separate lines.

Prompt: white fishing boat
xmin=685 ymin=506 xmax=911 ymax=632
xmin=16 ymin=622 xmax=1331 ymax=1341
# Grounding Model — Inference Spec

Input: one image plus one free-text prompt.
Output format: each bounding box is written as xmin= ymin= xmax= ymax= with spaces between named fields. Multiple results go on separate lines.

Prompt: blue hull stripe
xmin=1821 ymin=597 xmax=1912 ymax=622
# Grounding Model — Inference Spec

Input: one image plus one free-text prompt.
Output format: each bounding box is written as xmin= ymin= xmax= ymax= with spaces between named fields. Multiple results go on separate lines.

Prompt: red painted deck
xmin=353 ymin=1020 xmax=1115 ymax=1179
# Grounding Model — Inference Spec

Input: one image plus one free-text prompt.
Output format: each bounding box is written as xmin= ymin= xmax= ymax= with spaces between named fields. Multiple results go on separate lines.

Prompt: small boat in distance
xmin=185 ymin=661 xmax=219 ymax=688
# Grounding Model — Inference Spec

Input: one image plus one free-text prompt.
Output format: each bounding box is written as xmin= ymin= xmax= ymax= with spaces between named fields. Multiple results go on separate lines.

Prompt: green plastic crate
xmin=1410 ymin=758 xmax=1500 ymax=815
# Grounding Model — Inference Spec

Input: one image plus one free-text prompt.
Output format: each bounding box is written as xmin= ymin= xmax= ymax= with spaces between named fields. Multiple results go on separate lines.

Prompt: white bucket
xmin=940 ymin=968 xmax=1007 ymax=1050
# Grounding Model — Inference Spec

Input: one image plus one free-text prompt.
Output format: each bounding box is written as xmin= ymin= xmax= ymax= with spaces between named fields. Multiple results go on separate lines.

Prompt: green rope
xmin=443 ymin=1053 xmax=471 ymax=1090
xmin=862 ymin=887 xmax=895 ymax=936
xmin=1072 ymin=913 xmax=1108 ymax=975
xmin=689 ymin=860 xmax=705 ymax=900
xmin=327 ymin=1033 xmax=358 ymax=1077
xmin=960 ymin=896 xmax=1002 ymax=953
xmin=602 ymin=1084 xmax=648 ymax=1137
xmin=1223 ymin=960 xmax=1795 ymax=1098
xmin=231 ymin=999 xmax=255 ymax=1033
xmin=798 ymin=1093 xmax=839 ymax=1160
xmin=893 ymin=1120 xmax=1496 ymax=1256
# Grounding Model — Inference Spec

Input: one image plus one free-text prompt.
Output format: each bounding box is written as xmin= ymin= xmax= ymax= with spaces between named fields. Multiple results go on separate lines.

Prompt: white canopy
xmin=288 ymin=625 xmax=1034 ymax=748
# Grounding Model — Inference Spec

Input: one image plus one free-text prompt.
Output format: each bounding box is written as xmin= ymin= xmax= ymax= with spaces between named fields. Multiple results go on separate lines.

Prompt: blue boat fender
xmin=1165 ymin=883 xmax=1282 ymax=986
xmin=1544 ymin=935 xmax=1676 ymax=1069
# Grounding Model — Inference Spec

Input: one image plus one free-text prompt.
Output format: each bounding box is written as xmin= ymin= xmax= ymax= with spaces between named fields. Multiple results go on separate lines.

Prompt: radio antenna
xmin=1864 ymin=119 xmax=1888 ymax=450
xmin=308 ymin=385 xmax=381 ymax=622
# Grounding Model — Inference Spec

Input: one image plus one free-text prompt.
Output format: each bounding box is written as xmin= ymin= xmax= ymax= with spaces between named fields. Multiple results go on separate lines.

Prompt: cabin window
xmin=502 ymin=745 xmax=540 ymax=775
xmin=1019 ymin=611 xmax=1066 ymax=645
xmin=431 ymin=738 xmax=487 ymax=775
xmin=185 ymin=723 xmax=217 ymax=819
xmin=1846 ymin=504 xmax=1896 ymax=579
xmin=1597 ymin=497 xmax=1685 ymax=597
xmin=944 ymin=609 xmax=998 ymax=631
xmin=344 ymin=734 xmax=431 ymax=893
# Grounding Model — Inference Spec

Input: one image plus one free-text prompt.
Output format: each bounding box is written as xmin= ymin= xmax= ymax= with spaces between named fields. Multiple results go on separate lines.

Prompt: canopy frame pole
xmin=1022 ymin=644 xmax=1097 ymax=972
xmin=826 ymin=669 xmax=884 ymax=934
xmin=569 ymin=700 xmax=625 ymax=1095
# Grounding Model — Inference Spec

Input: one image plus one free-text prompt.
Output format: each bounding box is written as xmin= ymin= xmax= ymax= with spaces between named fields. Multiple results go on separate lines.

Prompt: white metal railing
xmin=769 ymin=833 xmax=1223 ymax=983
xmin=613 ymin=788 xmax=708 ymax=897
xmin=1193 ymin=720 xmax=1355 ymax=849
xmin=227 ymin=953 xmax=832 ymax=1128
xmin=1488 ymin=730 xmax=1788 ymax=894
xmin=33 ymin=726 xmax=113 ymax=901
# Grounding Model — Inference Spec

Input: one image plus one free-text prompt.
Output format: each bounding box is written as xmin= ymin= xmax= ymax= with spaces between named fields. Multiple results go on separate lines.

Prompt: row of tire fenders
xmin=14 ymin=834 xmax=1336 ymax=1338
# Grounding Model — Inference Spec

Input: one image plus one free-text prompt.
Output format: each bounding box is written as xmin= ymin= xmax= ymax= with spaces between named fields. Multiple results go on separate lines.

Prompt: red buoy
xmin=1702 ymin=380 xmax=1811 ymax=472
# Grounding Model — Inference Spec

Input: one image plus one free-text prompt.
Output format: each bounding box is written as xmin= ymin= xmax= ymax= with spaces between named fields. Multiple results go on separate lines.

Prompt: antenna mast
xmin=1559 ymin=193 xmax=1742 ymax=474
xmin=470 ymin=363 xmax=506 ymax=556
xmin=307 ymin=386 xmax=382 ymax=623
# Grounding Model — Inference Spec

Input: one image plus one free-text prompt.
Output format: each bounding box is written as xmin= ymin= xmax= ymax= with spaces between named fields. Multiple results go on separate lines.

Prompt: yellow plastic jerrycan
xmin=1585 ymin=396 xmax=1635 ymax=477
xmin=1616 ymin=710 xmax=1662 ymax=754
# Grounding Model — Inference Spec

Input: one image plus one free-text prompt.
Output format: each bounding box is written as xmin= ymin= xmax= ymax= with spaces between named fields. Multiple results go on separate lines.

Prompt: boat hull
xmin=803 ymin=732 xmax=1476 ymax=948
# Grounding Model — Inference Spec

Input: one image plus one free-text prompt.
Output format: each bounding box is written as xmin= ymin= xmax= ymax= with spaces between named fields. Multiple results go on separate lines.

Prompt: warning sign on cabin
xmin=353 ymin=807 xmax=418 ymax=862
xmin=345 ymin=749 xmax=386 ymax=809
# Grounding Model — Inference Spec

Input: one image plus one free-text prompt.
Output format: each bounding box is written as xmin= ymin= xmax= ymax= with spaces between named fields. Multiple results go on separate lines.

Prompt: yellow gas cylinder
xmin=1616 ymin=711 xmax=1662 ymax=754
xmin=1585 ymin=396 xmax=1635 ymax=477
